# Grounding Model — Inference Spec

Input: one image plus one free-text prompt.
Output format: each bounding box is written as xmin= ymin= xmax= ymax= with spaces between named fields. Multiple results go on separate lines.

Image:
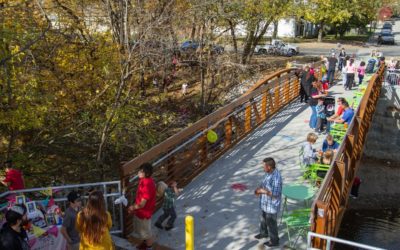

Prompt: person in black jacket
xmin=300 ymin=65 xmax=314 ymax=103
xmin=0 ymin=204 xmax=29 ymax=250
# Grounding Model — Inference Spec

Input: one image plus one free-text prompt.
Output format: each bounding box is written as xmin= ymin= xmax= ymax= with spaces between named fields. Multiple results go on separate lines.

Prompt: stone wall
xmin=349 ymin=85 xmax=400 ymax=209
xmin=363 ymin=85 xmax=400 ymax=162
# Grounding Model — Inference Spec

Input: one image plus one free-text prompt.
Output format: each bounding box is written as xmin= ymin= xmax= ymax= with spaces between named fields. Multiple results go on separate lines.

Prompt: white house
xmin=234 ymin=18 xmax=317 ymax=38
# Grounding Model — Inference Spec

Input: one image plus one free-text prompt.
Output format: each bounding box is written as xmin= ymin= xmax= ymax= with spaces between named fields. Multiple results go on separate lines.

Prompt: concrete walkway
xmin=150 ymin=72 xmax=360 ymax=250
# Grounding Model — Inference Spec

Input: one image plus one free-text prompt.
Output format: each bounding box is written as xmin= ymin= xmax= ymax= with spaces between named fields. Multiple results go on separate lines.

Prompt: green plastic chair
xmin=331 ymin=123 xmax=345 ymax=131
xmin=351 ymin=91 xmax=363 ymax=108
xmin=330 ymin=129 xmax=346 ymax=143
xmin=309 ymin=163 xmax=330 ymax=185
xmin=282 ymin=208 xmax=311 ymax=248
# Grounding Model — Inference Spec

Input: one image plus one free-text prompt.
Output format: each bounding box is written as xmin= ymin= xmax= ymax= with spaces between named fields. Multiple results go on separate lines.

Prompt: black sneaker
xmin=164 ymin=225 xmax=174 ymax=231
xmin=254 ymin=233 xmax=268 ymax=239
xmin=154 ymin=222 xmax=163 ymax=229
xmin=264 ymin=241 xmax=279 ymax=248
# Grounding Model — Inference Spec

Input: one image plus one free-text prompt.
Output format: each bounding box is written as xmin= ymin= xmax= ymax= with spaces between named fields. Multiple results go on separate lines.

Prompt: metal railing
xmin=307 ymin=232 xmax=386 ymax=250
xmin=310 ymin=63 xmax=386 ymax=248
xmin=0 ymin=181 xmax=123 ymax=234
xmin=120 ymin=62 xmax=323 ymax=235
xmin=386 ymin=69 xmax=400 ymax=85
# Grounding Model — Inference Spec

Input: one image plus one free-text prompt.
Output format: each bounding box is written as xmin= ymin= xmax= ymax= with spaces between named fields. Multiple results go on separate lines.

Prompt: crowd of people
xmin=247 ymin=48 xmax=364 ymax=248
xmin=0 ymin=161 xmax=182 ymax=250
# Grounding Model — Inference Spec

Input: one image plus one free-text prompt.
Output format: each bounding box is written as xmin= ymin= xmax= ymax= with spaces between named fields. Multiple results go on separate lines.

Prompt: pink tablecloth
xmin=28 ymin=225 xmax=67 ymax=250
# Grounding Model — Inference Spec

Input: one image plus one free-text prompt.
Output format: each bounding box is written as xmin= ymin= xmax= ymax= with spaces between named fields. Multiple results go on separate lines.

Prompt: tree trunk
xmin=242 ymin=20 xmax=273 ymax=64
xmin=190 ymin=16 xmax=196 ymax=40
xmin=199 ymin=23 xmax=206 ymax=113
xmin=241 ymin=29 xmax=255 ymax=64
xmin=3 ymin=62 xmax=15 ymax=160
xmin=228 ymin=20 xmax=238 ymax=59
xmin=272 ymin=20 xmax=278 ymax=39
xmin=318 ymin=22 xmax=324 ymax=42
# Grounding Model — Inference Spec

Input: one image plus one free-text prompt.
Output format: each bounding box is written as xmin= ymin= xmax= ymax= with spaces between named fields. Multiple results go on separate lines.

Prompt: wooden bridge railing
xmin=311 ymin=63 xmax=386 ymax=248
xmin=120 ymin=62 xmax=322 ymax=235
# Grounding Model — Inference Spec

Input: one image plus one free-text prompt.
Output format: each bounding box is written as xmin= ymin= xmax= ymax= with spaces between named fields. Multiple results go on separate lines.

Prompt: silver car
xmin=380 ymin=33 xmax=395 ymax=45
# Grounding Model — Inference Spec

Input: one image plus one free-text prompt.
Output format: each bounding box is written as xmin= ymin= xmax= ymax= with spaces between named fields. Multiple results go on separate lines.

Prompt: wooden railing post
xmin=314 ymin=201 xmax=328 ymax=249
xmin=261 ymin=92 xmax=267 ymax=121
xmin=245 ymin=105 xmax=251 ymax=132
xmin=225 ymin=118 xmax=232 ymax=148
xmin=198 ymin=134 xmax=207 ymax=165
xmin=252 ymin=102 xmax=261 ymax=124
xmin=284 ymin=77 xmax=290 ymax=104
xmin=274 ymin=86 xmax=280 ymax=110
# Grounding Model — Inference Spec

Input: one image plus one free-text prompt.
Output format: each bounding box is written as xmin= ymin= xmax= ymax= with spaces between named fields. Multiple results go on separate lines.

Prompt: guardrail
xmin=0 ymin=181 xmax=123 ymax=234
xmin=120 ymin=62 xmax=323 ymax=235
xmin=310 ymin=63 xmax=386 ymax=248
xmin=307 ymin=232 xmax=385 ymax=250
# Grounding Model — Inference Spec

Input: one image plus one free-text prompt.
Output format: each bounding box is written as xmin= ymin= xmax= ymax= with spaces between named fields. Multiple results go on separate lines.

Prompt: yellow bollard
xmin=185 ymin=215 xmax=194 ymax=250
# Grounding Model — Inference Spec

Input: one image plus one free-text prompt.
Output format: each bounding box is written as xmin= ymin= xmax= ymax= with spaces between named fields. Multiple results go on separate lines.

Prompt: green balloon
xmin=207 ymin=130 xmax=218 ymax=143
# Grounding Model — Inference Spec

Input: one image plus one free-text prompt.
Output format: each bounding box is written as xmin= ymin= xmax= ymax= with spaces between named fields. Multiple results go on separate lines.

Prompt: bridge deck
xmin=152 ymin=79 xmax=354 ymax=249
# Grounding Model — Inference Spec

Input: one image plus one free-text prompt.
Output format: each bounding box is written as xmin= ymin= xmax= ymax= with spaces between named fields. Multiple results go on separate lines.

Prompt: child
xmin=302 ymin=132 xmax=319 ymax=166
xmin=322 ymin=134 xmax=340 ymax=152
xmin=357 ymin=61 xmax=366 ymax=86
xmin=155 ymin=181 xmax=180 ymax=231
xmin=321 ymin=149 xmax=334 ymax=165
xmin=61 ymin=191 xmax=82 ymax=250
xmin=315 ymin=98 xmax=326 ymax=134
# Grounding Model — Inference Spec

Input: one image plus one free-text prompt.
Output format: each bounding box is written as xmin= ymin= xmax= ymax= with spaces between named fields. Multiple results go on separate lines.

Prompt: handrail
xmin=0 ymin=181 xmax=123 ymax=234
xmin=310 ymin=63 xmax=386 ymax=248
xmin=120 ymin=62 xmax=323 ymax=235
xmin=307 ymin=232 xmax=386 ymax=250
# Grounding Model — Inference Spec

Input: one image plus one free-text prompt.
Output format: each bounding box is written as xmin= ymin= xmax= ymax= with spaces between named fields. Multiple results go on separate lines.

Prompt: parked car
xmin=379 ymin=33 xmax=395 ymax=45
xmin=181 ymin=40 xmax=199 ymax=50
xmin=180 ymin=40 xmax=224 ymax=54
xmin=381 ymin=29 xmax=392 ymax=35
xmin=254 ymin=39 xmax=299 ymax=56
xmin=383 ymin=22 xmax=392 ymax=30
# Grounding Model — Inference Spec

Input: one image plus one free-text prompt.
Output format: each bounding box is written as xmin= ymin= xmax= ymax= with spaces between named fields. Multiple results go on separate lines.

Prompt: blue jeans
xmin=358 ymin=74 xmax=364 ymax=85
xmin=260 ymin=211 xmax=279 ymax=244
xmin=309 ymin=105 xmax=317 ymax=129
xmin=156 ymin=207 xmax=177 ymax=227
xmin=327 ymin=69 xmax=335 ymax=83
xmin=326 ymin=121 xmax=332 ymax=132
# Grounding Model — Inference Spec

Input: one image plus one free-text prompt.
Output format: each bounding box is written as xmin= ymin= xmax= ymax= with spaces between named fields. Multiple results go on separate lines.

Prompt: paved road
xmin=152 ymin=71 xmax=358 ymax=250
xmin=301 ymin=20 xmax=400 ymax=57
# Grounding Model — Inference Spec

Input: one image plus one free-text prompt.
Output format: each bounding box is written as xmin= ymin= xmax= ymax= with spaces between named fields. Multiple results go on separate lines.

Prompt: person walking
xmin=154 ymin=181 xmax=180 ymax=231
xmin=128 ymin=163 xmax=156 ymax=250
xmin=338 ymin=48 xmax=347 ymax=71
xmin=76 ymin=191 xmax=114 ymax=250
xmin=345 ymin=59 xmax=356 ymax=90
xmin=254 ymin=158 xmax=282 ymax=248
xmin=357 ymin=61 xmax=366 ymax=86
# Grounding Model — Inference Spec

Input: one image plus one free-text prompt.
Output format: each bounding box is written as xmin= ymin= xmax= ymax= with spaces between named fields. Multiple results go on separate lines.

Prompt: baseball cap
xmin=67 ymin=191 xmax=81 ymax=202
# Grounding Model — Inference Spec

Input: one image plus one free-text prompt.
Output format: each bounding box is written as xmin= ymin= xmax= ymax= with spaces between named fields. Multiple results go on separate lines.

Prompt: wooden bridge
xmin=120 ymin=62 xmax=385 ymax=249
